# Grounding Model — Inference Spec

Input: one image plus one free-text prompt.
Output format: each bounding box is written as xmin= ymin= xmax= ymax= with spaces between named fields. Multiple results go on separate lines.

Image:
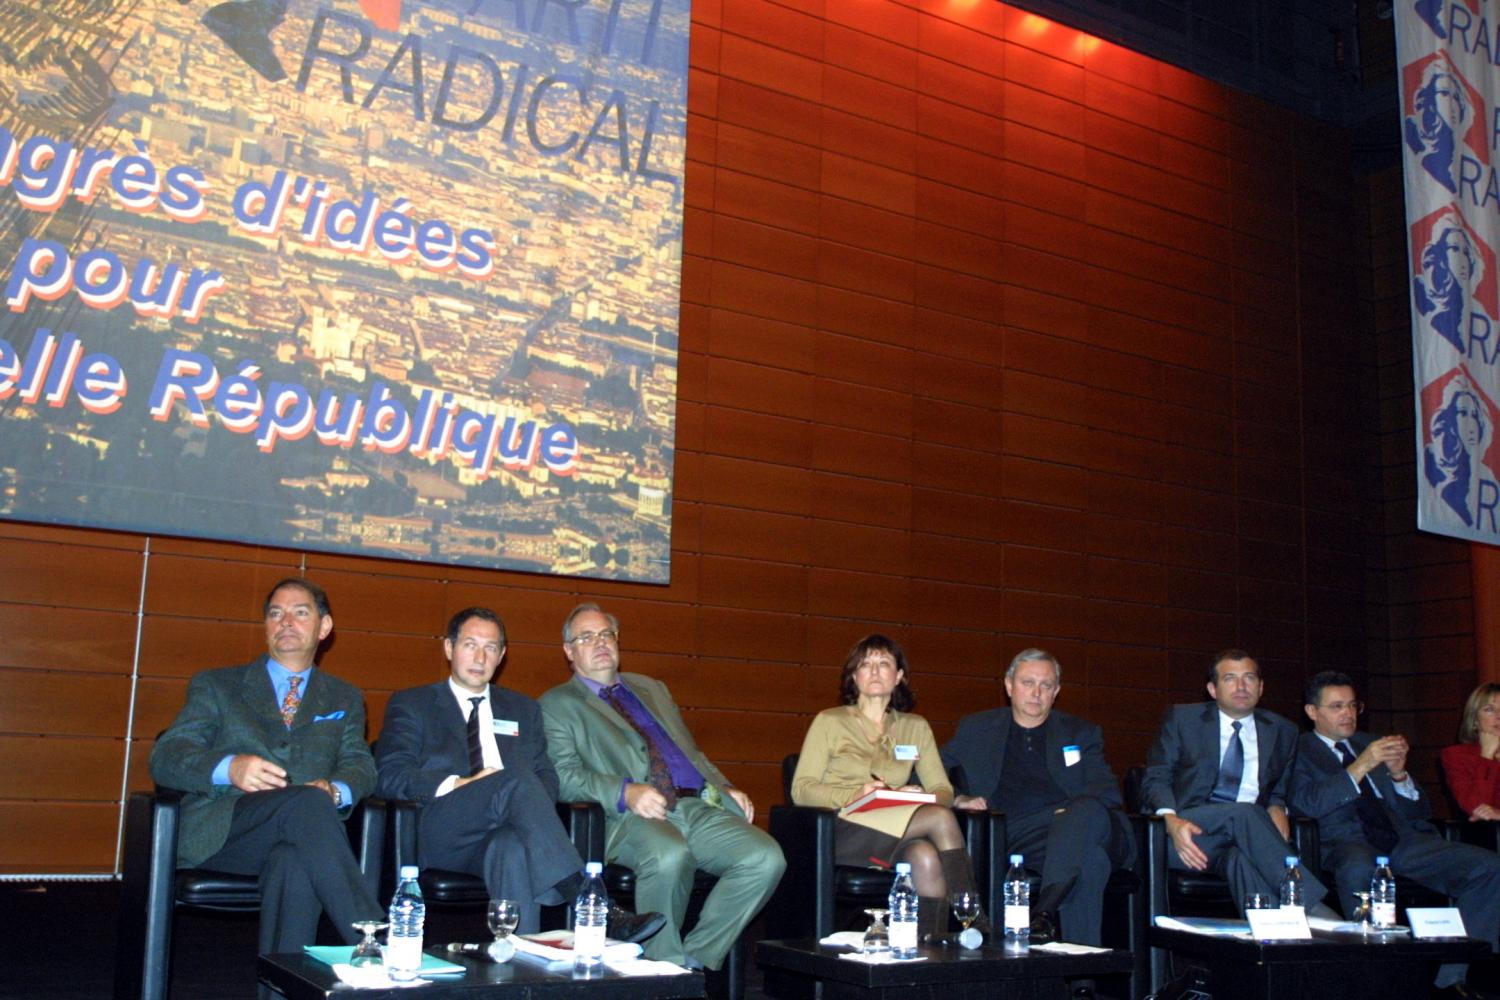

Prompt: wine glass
xmin=950 ymin=890 xmax=983 ymax=947
xmin=1350 ymin=891 xmax=1374 ymax=930
xmin=487 ymin=898 xmax=520 ymax=943
xmin=350 ymin=920 xmax=387 ymax=968
xmin=861 ymin=908 xmax=890 ymax=955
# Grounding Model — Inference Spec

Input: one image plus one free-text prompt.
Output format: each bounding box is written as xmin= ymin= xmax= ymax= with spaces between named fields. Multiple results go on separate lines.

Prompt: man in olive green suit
xmin=540 ymin=603 xmax=785 ymax=970
xmin=150 ymin=578 xmax=383 ymax=956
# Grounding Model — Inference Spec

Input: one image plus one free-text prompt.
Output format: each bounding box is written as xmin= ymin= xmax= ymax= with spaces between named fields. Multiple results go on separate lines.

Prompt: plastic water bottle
xmin=1003 ymin=853 xmax=1030 ymax=952
xmin=573 ymin=861 xmax=610 ymax=972
xmin=386 ymin=865 xmax=426 ymax=982
xmin=1371 ymin=856 xmax=1397 ymax=928
xmin=887 ymin=861 xmax=919 ymax=958
xmin=1278 ymin=855 xmax=1304 ymax=914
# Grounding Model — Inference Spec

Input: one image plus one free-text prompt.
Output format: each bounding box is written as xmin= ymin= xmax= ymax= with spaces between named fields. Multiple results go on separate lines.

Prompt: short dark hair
xmin=1208 ymin=648 xmax=1256 ymax=685
xmin=839 ymin=634 xmax=914 ymax=712
xmin=263 ymin=577 xmax=330 ymax=618
xmin=1304 ymin=670 xmax=1357 ymax=707
xmin=447 ymin=607 xmax=506 ymax=647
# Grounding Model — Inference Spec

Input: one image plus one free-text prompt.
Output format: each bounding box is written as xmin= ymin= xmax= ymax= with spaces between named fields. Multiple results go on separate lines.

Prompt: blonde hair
xmin=1458 ymin=682 xmax=1500 ymax=743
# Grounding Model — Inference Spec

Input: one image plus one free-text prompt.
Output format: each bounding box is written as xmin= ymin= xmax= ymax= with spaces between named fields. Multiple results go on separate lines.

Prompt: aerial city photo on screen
xmin=0 ymin=0 xmax=687 ymax=582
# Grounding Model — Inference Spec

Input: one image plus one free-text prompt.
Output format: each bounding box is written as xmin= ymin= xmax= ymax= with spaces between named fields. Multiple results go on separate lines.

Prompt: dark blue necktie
xmin=1211 ymin=720 xmax=1244 ymax=803
xmin=1336 ymin=740 xmax=1400 ymax=854
xmin=465 ymin=696 xmax=486 ymax=774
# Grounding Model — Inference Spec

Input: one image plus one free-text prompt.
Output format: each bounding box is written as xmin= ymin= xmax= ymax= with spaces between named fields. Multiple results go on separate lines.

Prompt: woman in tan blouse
xmin=791 ymin=634 xmax=985 ymax=941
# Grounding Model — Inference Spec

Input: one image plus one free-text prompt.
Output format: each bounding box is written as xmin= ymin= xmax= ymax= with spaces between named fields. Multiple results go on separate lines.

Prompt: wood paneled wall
xmin=0 ymin=0 xmax=1384 ymax=873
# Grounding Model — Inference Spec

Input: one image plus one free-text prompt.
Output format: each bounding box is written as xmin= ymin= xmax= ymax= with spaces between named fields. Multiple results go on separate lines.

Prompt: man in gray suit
xmin=1292 ymin=670 xmax=1500 ymax=999
xmin=150 ymin=578 xmax=382 ymax=955
xmin=942 ymin=648 xmax=1133 ymax=946
xmin=375 ymin=607 xmax=663 ymax=940
xmin=541 ymin=602 xmax=785 ymax=970
xmin=1140 ymin=649 xmax=1330 ymax=915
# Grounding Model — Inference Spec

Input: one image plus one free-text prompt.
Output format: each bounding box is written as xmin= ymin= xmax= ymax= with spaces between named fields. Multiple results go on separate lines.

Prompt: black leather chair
xmin=764 ymin=754 xmax=1001 ymax=942
xmin=112 ymin=788 xmax=386 ymax=1000
xmin=385 ymin=796 xmax=747 ymax=1000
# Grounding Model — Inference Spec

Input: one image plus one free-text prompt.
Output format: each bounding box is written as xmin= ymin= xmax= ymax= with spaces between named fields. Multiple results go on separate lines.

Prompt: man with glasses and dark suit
xmin=540 ymin=603 xmax=785 ymax=971
xmin=1292 ymin=670 xmax=1500 ymax=1000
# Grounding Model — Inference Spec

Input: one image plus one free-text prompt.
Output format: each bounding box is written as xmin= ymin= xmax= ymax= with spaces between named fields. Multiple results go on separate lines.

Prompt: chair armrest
xmin=560 ymin=800 xmax=607 ymax=864
xmin=385 ymin=797 xmax=422 ymax=898
xmin=1451 ymin=817 xmax=1500 ymax=851
xmin=1291 ymin=815 xmax=1320 ymax=872
xmin=766 ymin=804 xmax=838 ymax=941
xmin=350 ymin=797 xmax=387 ymax=903
xmin=114 ymin=791 xmax=183 ymax=1000
xmin=955 ymin=808 xmax=1004 ymax=917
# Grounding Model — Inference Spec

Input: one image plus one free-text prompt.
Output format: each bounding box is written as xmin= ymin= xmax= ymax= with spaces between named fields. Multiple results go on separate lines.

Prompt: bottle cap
xmin=1285 ymin=856 xmax=1298 ymax=867
xmin=1010 ymin=854 xmax=1023 ymax=865
xmin=400 ymin=865 xmax=419 ymax=879
xmin=1375 ymin=856 xmax=1390 ymax=866
xmin=585 ymin=861 xmax=603 ymax=875
xmin=894 ymin=862 xmax=912 ymax=874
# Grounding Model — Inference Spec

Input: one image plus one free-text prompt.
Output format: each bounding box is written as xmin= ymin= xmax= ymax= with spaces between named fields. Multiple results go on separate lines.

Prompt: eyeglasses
xmin=1323 ymin=700 xmax=1364 ymax=714
xmin=568 ymin=629 xmax=618 ymax=646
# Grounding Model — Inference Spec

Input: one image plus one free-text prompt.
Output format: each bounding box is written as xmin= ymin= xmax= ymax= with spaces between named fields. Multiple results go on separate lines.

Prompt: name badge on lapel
xmin=1062 ymin=745 xmax=1081 ymax=767
xmin=893 ymin=744 xmax=919 ymax=761
xmin=493 ymin=719 xmax=519 ymax=737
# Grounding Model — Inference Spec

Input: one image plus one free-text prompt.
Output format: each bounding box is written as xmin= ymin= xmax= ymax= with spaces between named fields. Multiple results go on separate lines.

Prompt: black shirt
xmin=992 ymin=715 xmax=1069 ymax=819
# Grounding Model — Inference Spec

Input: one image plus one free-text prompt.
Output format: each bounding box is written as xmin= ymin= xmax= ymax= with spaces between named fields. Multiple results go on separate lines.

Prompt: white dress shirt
xmin=434 ymin=679 xmax=504 ymax=797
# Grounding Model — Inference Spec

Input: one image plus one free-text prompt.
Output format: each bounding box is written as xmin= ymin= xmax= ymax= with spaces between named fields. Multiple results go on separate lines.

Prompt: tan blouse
xmin=791 ymin=706 xmax=953 ymax=838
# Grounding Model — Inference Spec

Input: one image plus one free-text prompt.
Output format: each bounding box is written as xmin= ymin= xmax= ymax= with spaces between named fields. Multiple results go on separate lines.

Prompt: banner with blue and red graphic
xmin=0 ymin=0 xmax=685 ymax=581
xmin=1399 ymin=0 xmax=1500 ymax=542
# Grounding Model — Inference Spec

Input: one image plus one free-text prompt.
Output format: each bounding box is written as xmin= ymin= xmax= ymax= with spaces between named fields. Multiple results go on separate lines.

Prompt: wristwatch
xmin=332 ymin=784 xmax=344 ymax=808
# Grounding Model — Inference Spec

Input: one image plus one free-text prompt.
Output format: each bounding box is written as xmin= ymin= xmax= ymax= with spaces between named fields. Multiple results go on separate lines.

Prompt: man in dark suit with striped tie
xmin=375 ymin=607 xmax=664 ymax=940
xmin=1292 ymin=670 xmax=1500 ymax=999
xmin=1139 ymin=649 xmax=1331 ymax=915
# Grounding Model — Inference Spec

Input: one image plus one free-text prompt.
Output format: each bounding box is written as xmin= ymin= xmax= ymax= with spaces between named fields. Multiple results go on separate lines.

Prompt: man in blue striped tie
xmin=1139 ymin=649 xmax=1332 ymax=915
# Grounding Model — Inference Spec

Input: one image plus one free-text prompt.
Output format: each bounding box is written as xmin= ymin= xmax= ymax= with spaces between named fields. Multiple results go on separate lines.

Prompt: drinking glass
xmin=861 ymin=908 xmax=890 ymax=954
xmin=350 ymin=920 xmax=387 ymax=968
xmin=1243 ymin=892 xmax=1274 ymax=912
xmin=950 ymin=889 xmax=984 ymax=949
xmin=950 ymin=890 xmax=981 ymax=930
xmin=487 ymin=899 xmax=520 ymax=942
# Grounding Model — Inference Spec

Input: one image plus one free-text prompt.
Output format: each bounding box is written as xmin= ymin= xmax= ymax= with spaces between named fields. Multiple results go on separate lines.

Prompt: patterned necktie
xmin=280 ymin=674 xmax=302 ymax=728
xmin=600 ymin=684 xmax=678 ymax=809
xmin=465 ymin=696 xmax=486 ymax=774
xmin=1336 ymin=741 xmax=1400 ymax=854
xmin=1211 ymin=720 xmax=1245 ymax=803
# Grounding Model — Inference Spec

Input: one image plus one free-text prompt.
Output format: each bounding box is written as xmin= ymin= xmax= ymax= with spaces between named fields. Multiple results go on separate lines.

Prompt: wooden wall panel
xmin=0 ymin=0 xmax=1415 ymax=871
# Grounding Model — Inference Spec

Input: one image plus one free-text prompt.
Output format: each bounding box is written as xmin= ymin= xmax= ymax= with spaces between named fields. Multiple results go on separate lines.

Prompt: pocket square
xmin=314 ymin=710 xmax=346 ymax=722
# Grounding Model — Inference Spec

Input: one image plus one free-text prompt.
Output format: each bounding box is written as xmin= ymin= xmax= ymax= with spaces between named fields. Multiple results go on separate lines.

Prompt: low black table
xmin=756 ymin=939 xmax=1132 ymax=1000
xmin=1149 ymin=924 xmax=1491 ymax=1000
xmin=258 ymin=950 xmax=705 ymax=1000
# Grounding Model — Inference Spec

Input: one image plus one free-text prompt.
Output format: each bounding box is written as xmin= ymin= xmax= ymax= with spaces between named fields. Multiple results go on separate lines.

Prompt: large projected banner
xmin=0 ymin=0 xmax=685 ymax=582
xmin=1398 ymin=1 xmax=1500 ymax=543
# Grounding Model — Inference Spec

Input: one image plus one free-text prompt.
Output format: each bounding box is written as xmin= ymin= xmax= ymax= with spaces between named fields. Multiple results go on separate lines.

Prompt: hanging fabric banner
xmin=1399 ymin=0 xmax=1500 ymax=542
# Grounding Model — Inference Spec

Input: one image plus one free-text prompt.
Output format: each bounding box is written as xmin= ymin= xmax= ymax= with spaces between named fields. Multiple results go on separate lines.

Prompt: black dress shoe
xmin=606 ymin=904 xmax=668 ymax=944
xmin=1029 ymin=909 xmax=1059 ymax=945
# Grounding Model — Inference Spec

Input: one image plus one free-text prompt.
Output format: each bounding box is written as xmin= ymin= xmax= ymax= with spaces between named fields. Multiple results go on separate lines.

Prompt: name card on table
xmin=1408 ymin=908 xmax=1468 ymax=938
xmin=1246 ymin=908 xmax=1312 ymax=940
